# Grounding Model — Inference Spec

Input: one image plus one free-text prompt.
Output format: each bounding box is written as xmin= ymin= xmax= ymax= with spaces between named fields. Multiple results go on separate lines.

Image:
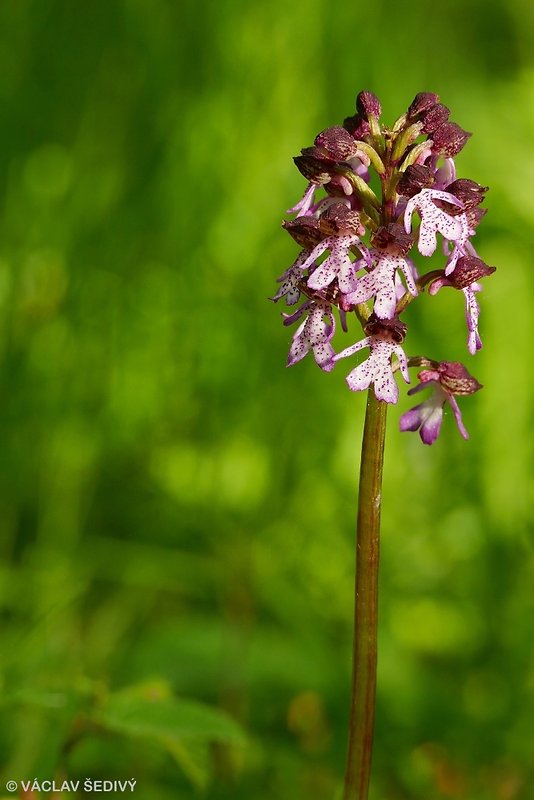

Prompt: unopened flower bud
xmin=431 ymin=122 xmax=472 ymax=157
xmin=343 ymin=113 xmax=371 ymax=140
xmin=356 ymin=90 xmax=382 ymax=119
xmin=319 ymin=203 xmax=365 ymax=236
xmin=407 ymin=92 xmax=440 ymax=120
xmin=313 ymin=126 xmax=359 ymax=161
xmin=420 ymin=103 xmax=450 ymax=133
xmin=372 ymin=223 xmax=413 ymax=255
xmin=397 ymin=164 xmax=434 ymax=197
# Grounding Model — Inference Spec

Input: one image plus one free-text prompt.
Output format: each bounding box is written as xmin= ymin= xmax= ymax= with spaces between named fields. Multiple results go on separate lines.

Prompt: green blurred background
xmin=0 ymin=1 xmax=532 ymax=798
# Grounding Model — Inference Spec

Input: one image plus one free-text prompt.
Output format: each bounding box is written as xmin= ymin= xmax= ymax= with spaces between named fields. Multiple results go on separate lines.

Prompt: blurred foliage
xmin=0 ymin=1 xmax=532 ymax=798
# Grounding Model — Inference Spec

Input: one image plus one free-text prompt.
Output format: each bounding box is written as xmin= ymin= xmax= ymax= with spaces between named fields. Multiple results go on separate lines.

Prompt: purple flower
xmin=428 ymin=256 xmax=496 ymax=354
xmin=285 ymin=300 xmax=336 ymax=372
xmin=333 ymin=330 xmax=410 ymax=403
xmin=400 ymin=361 xmax=482 ymax=444
xmin=343 ymin=250 xmax=418 ymax=319
xmin=289 ymin=205 xmax=367 ymax=295
xmin=435 ymin=278 xmax=482 ymax=354
xmin=404 ymin=188 xmax=468 ymax=268
xmin=271 ymin=250 xmax=309 ymax=306
xmin=300 ymin=235 xmax=364 ymax=294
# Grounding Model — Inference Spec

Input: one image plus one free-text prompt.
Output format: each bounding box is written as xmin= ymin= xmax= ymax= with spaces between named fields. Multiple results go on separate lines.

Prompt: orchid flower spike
xmin=273 ymin=90 xmax=492 ymax=443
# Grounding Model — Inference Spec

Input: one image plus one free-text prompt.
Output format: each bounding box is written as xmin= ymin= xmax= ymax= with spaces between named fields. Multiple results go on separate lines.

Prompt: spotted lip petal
xmin=286 ymin=302 xmax=336 ymax=373
xmin=404 ymin=188 xmax=468 ymax=258
xmin=333 ymin=336 xmax=370 ymax=362
xmin=287 ymin=330 xmax=310 ymax=367
xmin=313 ymin=341 xmax=336 ymax=372
xmin=334 ymin=336 xmax=409 ymax=404
xmin=464 ymin=286 xmax=482 ymax=354
xmin=344 ymin=252 xmax=417 ymax=320
xmin=372 ymin=366 xmax=400 ymax=404
xmin=428 ymin=270 xmax=484 ymax=355
xmin=346 ymin=359 xmax=374 ymax=393
xmin=271 ymin=250 xmax=311 ymax=305
xmin=303 ymin=235 xmax=361 ymax=294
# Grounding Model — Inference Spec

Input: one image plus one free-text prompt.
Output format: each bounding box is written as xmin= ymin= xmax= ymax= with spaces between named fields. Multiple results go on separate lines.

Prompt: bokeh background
xmin=0 ymin=1 xmax=532 ymax=798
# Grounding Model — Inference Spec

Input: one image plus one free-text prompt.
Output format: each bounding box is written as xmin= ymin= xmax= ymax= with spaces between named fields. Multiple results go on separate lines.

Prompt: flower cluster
xmin=272 ymin=91 xmax=494 ymax=444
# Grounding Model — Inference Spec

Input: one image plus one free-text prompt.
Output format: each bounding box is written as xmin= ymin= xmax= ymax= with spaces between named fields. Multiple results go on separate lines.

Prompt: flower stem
xmin=342 ymin=388 xmax=387 ymax=800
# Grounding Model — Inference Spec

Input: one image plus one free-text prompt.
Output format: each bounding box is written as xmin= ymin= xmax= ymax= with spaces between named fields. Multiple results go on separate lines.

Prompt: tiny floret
xmin=285 ymin=301 xmax=336 ymax=372
xmin=428 ymin=256 xmax=495 ymax=353
xmin=300 ymin=235 xmax=362 ymax=294
xmin=404 ymin=188 xmax=468 ymax=267
xmin=334 ymin=332 xmax=409 ymax=403
xmin=400 ymin=361 xmax=481 ymax=444
xmin=343 ymin=251 xmax=417 ymax=319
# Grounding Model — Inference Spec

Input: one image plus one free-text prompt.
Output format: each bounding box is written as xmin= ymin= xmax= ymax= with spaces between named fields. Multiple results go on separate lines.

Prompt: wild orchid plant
xmin=271 ymin=92 xmax=494 ymax=800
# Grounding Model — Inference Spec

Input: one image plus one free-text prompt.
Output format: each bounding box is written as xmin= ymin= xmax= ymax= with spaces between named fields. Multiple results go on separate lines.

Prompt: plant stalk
xmin=342 ymin=389 xmax=387 ymax=800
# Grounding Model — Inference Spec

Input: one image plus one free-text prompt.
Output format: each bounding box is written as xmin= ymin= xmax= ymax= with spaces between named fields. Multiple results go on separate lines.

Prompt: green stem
xmin=342 ymin=389 xmax=387 ymax=800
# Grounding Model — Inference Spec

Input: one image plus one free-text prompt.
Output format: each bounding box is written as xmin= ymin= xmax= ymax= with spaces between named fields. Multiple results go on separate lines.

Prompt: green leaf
xmin=88 ymin=681 xmax=245 ymax=788
xmin=90 ymin=679 xmax=246 ymax=750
